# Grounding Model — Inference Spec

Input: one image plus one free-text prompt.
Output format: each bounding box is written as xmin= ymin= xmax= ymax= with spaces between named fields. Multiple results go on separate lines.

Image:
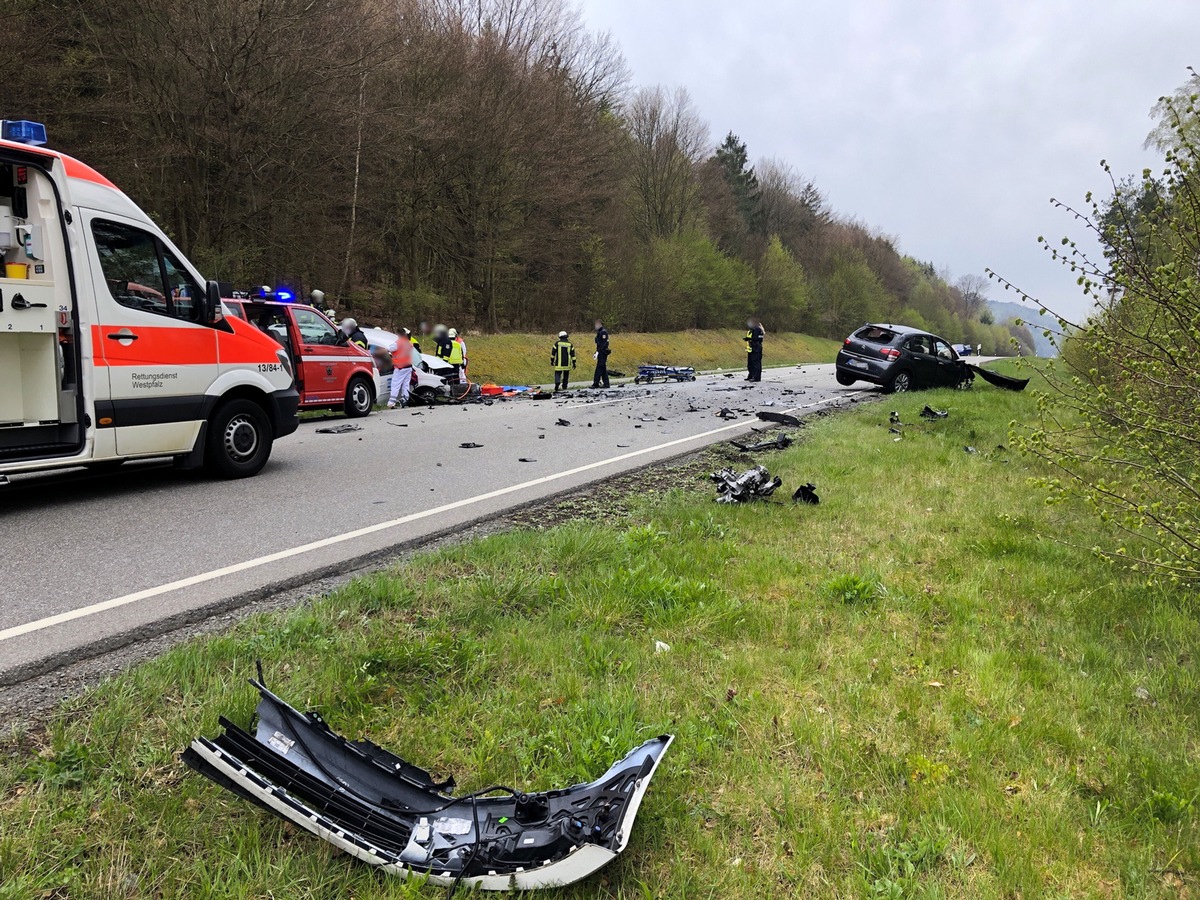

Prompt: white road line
xmin=0 ymin=391 xmax=864 ymax=642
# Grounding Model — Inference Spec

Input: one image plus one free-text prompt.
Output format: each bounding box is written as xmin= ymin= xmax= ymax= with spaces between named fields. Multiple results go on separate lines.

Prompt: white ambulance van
xmin=0 ymin=121 xmax=298 ymax=480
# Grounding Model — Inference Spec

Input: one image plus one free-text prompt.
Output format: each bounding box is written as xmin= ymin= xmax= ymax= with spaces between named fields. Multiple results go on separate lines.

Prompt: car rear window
xmin=853 ymin=326 xmax=897 ymax=344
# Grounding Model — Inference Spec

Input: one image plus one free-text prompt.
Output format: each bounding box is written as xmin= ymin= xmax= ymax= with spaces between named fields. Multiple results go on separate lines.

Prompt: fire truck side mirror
xmin=202 ymin=280 xmax=222 ymax=325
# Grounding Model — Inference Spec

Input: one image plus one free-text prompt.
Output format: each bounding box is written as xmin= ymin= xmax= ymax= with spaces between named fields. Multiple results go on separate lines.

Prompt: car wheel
xmin=836 ymin=372 xmax=856 ymax=386
xmin=887 ymin=370 xmax=913 ymax=393
xmin=412 ymin=386 xmax=439 ymax=405
xmin=344 ymin=376 xmax=374 ymax=417
xmin=205 ymin=399 xmax=273 ymax=479
xmin=633 ymin=376 xmax=641 ymax=384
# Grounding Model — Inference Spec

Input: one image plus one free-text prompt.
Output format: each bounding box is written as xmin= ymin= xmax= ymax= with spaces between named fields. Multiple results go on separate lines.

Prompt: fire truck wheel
xmin=206 ymin=399 xmax=273 ymax=479
xmin=344 ymin=376 xmax=374 ymax=418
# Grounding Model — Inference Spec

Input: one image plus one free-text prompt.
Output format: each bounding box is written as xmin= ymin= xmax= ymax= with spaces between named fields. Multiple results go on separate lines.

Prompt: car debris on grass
xmin=183 ymin=669 xmax=673 ymax=892
xmin=711 ymin=466 xmax=783 ymax=503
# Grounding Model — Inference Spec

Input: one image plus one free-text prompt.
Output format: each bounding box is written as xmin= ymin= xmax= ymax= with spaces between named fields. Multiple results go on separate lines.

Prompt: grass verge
xmin=2 ymin=370 xmax=1198 ymax=898
xmin=457 ymin=328 xmax=837 ymax=386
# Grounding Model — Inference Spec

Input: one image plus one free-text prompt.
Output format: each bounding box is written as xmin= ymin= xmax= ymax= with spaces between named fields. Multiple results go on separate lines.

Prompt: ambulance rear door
xmin=82 ymin=213 xmax=218 ymax=457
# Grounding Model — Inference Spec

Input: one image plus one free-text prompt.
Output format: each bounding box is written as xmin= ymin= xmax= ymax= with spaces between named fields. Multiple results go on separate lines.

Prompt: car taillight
xmin=844 ymin=338 xmax=852 ymax=345
xmin=880 ymin=347 xmax=900 ymax=361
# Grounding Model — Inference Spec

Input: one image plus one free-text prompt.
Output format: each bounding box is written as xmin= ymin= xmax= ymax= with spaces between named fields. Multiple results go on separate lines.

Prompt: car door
xmin=289 ymin=306 xmax=356 ymax=405
xmin=931 ymin=339 xmax=963 ymax=386
xmin=903 ymin=335 xmax=937 ymax=388
xmin=85 ymin=214 xmax=218 ymax=455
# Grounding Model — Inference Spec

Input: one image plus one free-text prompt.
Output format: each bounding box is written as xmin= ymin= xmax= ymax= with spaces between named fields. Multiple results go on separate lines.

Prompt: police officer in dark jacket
xmin=592 ymin=319 xmax=611 ymax=389
xmin=744 ymin=317 xmax=764 ymax=382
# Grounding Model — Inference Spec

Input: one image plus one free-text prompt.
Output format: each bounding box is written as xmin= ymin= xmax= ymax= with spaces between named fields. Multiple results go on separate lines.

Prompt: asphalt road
xmin=0 ymin=363 xmax=870 ymax=683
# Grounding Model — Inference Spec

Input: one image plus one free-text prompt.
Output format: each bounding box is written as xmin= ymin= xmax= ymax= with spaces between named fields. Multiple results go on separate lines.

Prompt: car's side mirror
xmin=202 ymin=280 xmax=222 ymax=325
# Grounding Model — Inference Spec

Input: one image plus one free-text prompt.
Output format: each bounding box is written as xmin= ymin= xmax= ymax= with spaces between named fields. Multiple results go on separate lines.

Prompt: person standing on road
xmin=551 ymin=331 xmax=576 ymax=391
xmin=591 ymin=319 xmax=611 ymax=389
xmin=744 ymin=317 xmax=764 ymax=382
xmin=387 ymin=328 xmax=416 ymax=408
xmin=450 ymin=328 xmax=468 ymax=380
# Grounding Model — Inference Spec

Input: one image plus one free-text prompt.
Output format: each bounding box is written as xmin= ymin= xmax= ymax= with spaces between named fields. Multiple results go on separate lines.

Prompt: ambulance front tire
xmin=344 ymin=376 xmax=374 ymax=418
xmin=205 ymin=399 xmax=273 ymax=479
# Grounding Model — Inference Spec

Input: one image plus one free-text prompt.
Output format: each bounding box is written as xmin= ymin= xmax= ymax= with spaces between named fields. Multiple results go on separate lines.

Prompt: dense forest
xmin=3 ymin=0 xmax=1028 ymax=349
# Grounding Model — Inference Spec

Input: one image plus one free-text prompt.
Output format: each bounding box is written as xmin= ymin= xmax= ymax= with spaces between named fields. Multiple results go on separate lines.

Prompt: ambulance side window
xmin=92 ymin=220 xmax=202 ymax=322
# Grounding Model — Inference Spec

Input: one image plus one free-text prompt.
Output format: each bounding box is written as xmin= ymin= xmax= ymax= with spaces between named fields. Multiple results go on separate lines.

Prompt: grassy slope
xmin=3 ymin=370 xmax=1198 ymax=898
xmin=459 ymin=329 xmax=838 ymax=386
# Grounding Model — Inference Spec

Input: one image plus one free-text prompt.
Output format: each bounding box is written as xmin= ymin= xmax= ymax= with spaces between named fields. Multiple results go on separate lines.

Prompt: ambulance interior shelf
xmin=0 ymin=160 xmax=80 ymax=458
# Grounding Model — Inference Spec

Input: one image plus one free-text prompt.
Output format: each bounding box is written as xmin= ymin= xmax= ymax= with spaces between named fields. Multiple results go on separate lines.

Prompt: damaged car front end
xmin=183 ymin=676 xmax=672 ymax=891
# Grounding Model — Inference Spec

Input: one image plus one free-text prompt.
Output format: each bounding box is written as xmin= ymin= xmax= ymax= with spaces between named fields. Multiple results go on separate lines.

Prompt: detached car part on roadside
xmin=836 ymin=324 xmax=974 ymax=393
xmin=711 ymin=465 xmax=783 ymax=503
xmin=183 ymin=676 xmax=673 ymax=891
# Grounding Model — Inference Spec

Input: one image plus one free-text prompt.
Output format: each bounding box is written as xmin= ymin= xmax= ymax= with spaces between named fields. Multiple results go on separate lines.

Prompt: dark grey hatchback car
xmin=835 ymin=324 xmax=973 ymax=393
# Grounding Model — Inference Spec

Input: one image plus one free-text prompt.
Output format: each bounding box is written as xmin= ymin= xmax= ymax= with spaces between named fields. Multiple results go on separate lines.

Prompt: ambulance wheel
xmin=206 ymin=399 xmax=273 ymax=479
xmin=345 ymin=376 xmax=374 ymax=418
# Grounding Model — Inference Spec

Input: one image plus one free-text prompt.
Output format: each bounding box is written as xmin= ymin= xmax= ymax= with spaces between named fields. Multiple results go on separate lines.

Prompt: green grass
xmin=3 ymin=370 xmax=1199 ymax=898
xmin=458 ymin=328 xmax=838 ymax=386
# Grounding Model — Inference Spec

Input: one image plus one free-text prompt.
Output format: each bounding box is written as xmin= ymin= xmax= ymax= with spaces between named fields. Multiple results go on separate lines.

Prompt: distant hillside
xmin=988 ymin=300 xmax=1059 ymax=357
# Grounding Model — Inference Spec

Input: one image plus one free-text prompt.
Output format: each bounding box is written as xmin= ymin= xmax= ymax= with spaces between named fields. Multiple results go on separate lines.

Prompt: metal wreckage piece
xmin=183 ymin=674 xmax=672 ymax=891
xmin=730 ymin=432 xmax=792 ymax=453
xmin=711 ymin=465 xmax=783 ymax=503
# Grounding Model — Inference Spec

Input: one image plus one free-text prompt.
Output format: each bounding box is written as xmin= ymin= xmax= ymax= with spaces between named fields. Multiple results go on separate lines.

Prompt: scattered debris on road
xmin=711 ymin=465 xmax=783 ymax=503
xmin=518 ymin=457 xmax=537 ymax=463
xmin=716 ymin=408 xmax=737 ymax=420
xmin=459 ymin=442 xmax=484 ymax=449
xmin=315 ymin=423 xmax=362 ymax=434
xmin=183 ymin=672 xmax=673 ymax=891
xmin=555 ymin=418 xmax=570 ymax=427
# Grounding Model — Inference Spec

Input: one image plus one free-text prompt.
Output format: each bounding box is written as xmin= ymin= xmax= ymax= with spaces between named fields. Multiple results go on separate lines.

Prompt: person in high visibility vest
xmin=744 ymin=317 xmax=765 ymax=382
xmin=551 ymin=331 xmax=576 ymax=391
xmin=433 ymin=324 xmax=464 ymax=383
xmin=387 ymin=328 xmax=417 ymax=408
xmin=450 ymin=328 xmax=467 ymax=379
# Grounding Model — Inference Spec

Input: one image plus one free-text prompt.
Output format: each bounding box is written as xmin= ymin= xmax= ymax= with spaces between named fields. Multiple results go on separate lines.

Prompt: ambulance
xmin=0 ymin=120 xmax=298 ymax=480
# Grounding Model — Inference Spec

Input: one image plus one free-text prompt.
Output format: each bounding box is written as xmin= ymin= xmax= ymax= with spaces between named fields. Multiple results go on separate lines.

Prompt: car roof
xmin=862 ymin=323 xmax=949 ymax=341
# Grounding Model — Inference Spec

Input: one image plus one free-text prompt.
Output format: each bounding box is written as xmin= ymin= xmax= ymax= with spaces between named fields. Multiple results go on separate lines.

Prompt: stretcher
xmin=632 ymin=364 xmax=696 ymax=384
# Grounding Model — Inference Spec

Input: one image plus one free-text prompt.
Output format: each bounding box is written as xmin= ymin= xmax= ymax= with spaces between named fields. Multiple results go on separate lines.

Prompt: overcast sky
xmin=577 ymin=0 xmax=1198 ymax=320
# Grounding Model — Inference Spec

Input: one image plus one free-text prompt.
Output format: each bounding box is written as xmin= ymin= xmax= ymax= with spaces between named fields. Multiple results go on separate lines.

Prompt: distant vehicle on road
xmin=835 ymin=324 xmax=973 ymax=393
xmin=952 ymin=343 xmax=973 ymax=357
xmin=224 ymin=300 xmax=378 ymax=417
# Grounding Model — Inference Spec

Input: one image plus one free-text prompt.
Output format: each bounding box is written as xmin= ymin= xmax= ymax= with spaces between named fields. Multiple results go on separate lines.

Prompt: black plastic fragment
xmin=756 ymin=411 xmax=802 ymax=427
xmin=792 ymin=483 xmax=820 ymax=505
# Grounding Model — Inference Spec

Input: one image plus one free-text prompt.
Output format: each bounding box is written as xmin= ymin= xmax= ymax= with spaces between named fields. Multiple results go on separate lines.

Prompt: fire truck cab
xmin=0 ymin=120 xmax=299 ymax=480
xmin=222 ymin=299 xmax=378 ymax=417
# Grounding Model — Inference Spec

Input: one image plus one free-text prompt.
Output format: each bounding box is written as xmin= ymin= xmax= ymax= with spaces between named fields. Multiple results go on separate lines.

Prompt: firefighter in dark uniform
xmin=339 ymin=317 xmax=368 ymax=350
xmin=591 ymin=319 xmax=611 ymax=389
xmin=744 ymin=317 xmax=764 ymax=382
xmin=551 ymin=331 xmax=577 ymax=391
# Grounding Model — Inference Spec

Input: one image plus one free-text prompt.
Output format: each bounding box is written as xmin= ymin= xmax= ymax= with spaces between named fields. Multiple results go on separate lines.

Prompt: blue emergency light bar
xmin=274 ymin=288 xmax=295 ymax=302
xmin=2 ymin=120 xmax=48 ymax=147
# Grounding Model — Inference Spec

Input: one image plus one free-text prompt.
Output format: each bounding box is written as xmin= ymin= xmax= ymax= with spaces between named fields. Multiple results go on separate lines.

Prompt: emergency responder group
xmin=311 ymin=288 xmax=767 ymax=397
